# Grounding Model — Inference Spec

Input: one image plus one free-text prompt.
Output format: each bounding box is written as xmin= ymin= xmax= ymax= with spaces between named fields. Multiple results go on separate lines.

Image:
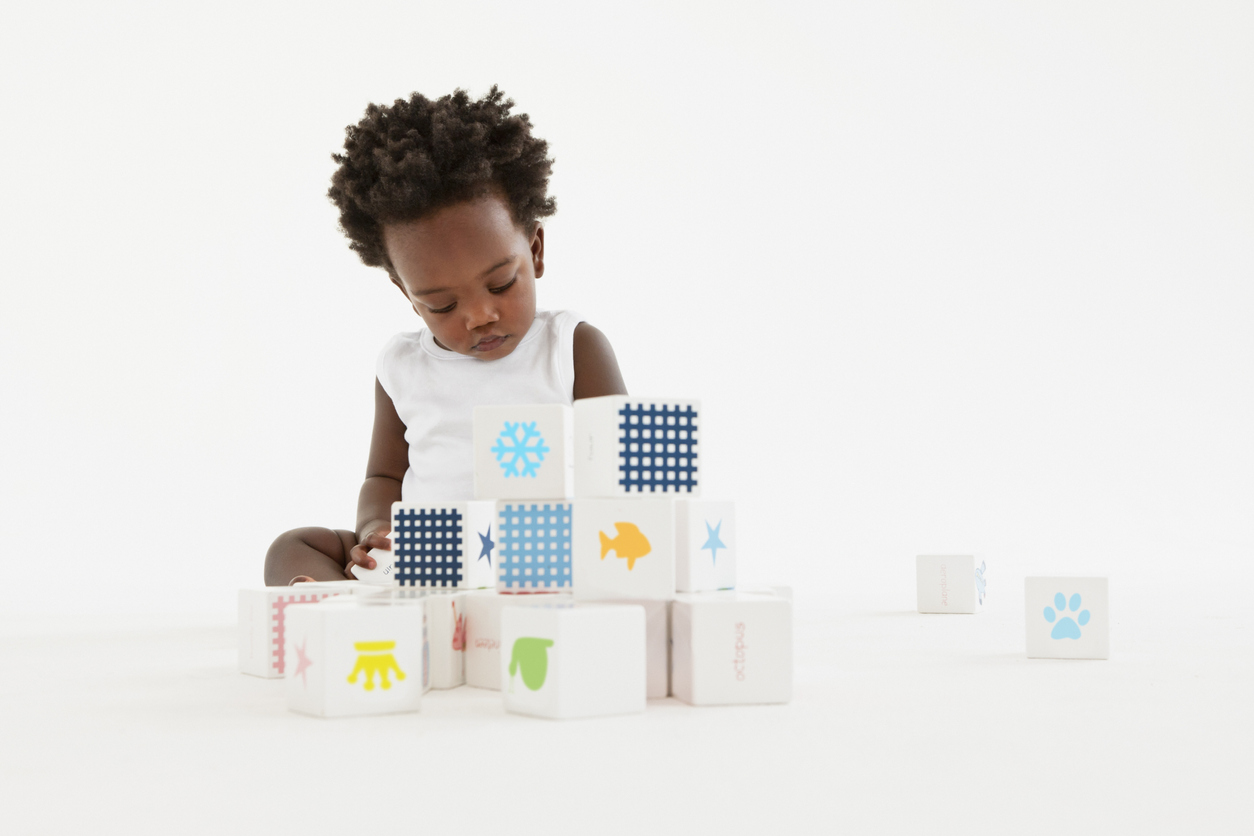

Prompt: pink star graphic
xmin=293 ymin=638 xmax=313 ymax=688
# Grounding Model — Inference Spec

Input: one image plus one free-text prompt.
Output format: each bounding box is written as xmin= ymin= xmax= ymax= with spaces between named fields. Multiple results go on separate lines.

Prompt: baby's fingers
xmin=365 ymin=530 xmax=393 ymax=552
xmin=348 ymin=543 xmax=376 ymax=570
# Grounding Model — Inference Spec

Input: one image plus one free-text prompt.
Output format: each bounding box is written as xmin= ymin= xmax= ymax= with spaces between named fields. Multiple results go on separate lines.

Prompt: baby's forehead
xmin=385 ymin=198 xmax=530 ymax=289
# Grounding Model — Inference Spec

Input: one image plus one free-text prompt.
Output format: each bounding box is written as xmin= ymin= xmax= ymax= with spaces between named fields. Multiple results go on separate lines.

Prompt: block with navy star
xmin=390 ymin=501 xmax=497 ymax=589
xmin=675 ymin=499 xmax=736 ymax=592
xmin=573 ymin=395 xmax=701 ymax=498
xmin=495 ymin=501 xmax=574 ymax=592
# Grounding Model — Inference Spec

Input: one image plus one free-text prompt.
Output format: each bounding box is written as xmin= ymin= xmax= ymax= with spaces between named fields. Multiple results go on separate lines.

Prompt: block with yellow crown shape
xmin=573 ymin=396 xmax=700 ymax=498
xmin=571 ymin=498 xmax=676 ymax=601
xmin=500 ymin=602 xmax=646 ymax=719
xmin=284 ymin=593 xmax=426 ymax=718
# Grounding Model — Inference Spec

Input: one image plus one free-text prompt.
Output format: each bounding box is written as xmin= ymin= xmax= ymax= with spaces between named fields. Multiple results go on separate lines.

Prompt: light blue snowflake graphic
xmin=490 ymin=421 xmax=550 ymax=478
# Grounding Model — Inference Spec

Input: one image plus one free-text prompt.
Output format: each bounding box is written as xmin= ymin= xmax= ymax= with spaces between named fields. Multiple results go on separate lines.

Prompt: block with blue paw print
xmin=390 ymin=500 xmax=498 ymax=589
xmin=916 ymin=555 xmax=987 ymax=614
xmin=500 ymin=602 xmax=646 ymax=719
xmin=675 ymin=500 xmax=736 ymax=592
xmin=1024 ymin=577 xmax=1109 ymax=659
xmin=473 ymin=404 xmax=573 ymax=500
xmin=574 ymin=395 xmax=701 ymax=498
xmin=284 ymin=594 xmax=426 ymax=718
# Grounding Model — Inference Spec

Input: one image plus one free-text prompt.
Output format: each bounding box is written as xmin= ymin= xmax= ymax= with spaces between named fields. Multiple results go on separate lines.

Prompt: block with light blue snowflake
xmin=1024 ymin=577 xmax=1109 ymax=659
xmin=390 ymin=501 xmax=498 ymax=590
xmin=574 ymin=396 xmax=700 ymax=498
xmin=473 ymin=404 xmax=573 ymax=500
xmin=495 ymin=501 xmax=574 ymax=592
xmin=916 ymin=555 xmax=986 ymax=614
xmin=675 ymin=500 xmax=736 ymax=592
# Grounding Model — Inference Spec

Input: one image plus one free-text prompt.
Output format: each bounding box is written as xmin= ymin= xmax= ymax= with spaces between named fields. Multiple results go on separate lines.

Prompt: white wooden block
xmin=495 ymin=500 xmax=573 ymax=592
xmin=671 ymin=592 xmax=792 ymax=706
xmin=473 ymin=404 xmax=574 ymax=500
xmin=574 ymin=395 xmax=701 ymax=497
xmin=614 ymin=598 xmax=672 ymax=698
xmin=237 ymin=583 xmax=353 ymax=678
xmin=348 ymin=548 xmax=395 ymax=584
xmin=391 ymin=500 xmax=497 ymax=589
xmin=572 ymin=498 xmax=676 ymax=600
xmin=501 ymin=603 xmax=646 ymax=719
xmin=916 ymin=555 xmax=986 ymax=614
xmin=425 ymin=591 xmax=467 ymax=689
xmin=1025 ymin=577 xmax=1110 ymax=660
xmin=284 ymin=596 xmax=426 ymax=718
xmin=463 ymin=589 xmax=573 ymax=690
xmin=675 ymin=500 xmax=736 ymax=592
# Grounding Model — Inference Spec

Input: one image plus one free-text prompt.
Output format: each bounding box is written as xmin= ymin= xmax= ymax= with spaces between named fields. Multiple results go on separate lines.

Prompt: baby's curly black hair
xmin=328 ymin=85 xmax=556 ymax=273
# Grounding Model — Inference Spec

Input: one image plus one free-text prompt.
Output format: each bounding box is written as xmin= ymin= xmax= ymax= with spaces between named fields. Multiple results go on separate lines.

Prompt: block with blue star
xmin=473 ymin=404 xmax=574 ymax=500
xmin=675 ymin=500 xmax=736 ymax=592
xmin=390 ymin=500 xmax=497 ymax=590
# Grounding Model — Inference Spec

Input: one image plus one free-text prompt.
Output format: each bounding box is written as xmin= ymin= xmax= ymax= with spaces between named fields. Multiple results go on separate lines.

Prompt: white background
xmin=2 ymin=3 xmax=1251 ymax=832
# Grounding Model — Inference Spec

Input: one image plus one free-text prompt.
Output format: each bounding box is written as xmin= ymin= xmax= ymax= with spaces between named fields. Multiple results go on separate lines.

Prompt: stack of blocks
xmin=239 ymin=394 xmax=795 ymax=720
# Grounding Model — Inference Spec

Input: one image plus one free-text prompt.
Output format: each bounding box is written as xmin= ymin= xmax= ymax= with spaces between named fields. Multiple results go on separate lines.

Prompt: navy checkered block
xmin=617 ymin=402 xmax=699 ymax=493
xmin=496 ymin=502 xmax=573 ymax=591
xmin=392 ymin=506 xmax=465 ymax=588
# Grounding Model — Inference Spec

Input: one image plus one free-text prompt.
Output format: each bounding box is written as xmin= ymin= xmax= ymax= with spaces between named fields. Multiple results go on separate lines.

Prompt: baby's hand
xmin=347 ymin=526 xmax=392 ymax=577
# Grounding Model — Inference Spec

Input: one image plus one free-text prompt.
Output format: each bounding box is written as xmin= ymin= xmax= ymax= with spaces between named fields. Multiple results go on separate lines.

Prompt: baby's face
xmin=383 ymin=193 xmax=541 ymax=360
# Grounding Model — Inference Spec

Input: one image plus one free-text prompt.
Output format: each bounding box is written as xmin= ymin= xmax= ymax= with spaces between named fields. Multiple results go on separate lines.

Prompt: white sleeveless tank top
xmin=376 ymin=309 xmax=584 ymax=501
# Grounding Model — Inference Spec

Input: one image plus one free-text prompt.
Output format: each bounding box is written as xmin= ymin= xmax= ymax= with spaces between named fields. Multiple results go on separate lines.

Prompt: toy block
xmin=501 ymin=602 xmax=646 ymax=719
xmin=574 ymin=395 xmax=700 ymax=498
xmin=463 ymin=589 xmax=573 ymax=690
xmin=916 ymin=555 xmax=986 ymax=614
xmin=425 ymin=591 xmax=468 ymax=689
xmin=675 ymin=499 xmax=736 ymax=592
xmin=495 ymin=501 xmax=573 ymax=591
xmin=237 ymin=583 xmax=354 ymax=678
xmin=348 ymin=548 xmax=395 ymax=584
xmin=572 ymin=498 xmax=676 ymax=600
xmin=391 ymin=500 xmax=497 ymax=589
xmin=1025 ymin=577 xmax=1110 ymax=660
xmin=671 ymin=592 xmax=792 ymax=706
xmin=473 ymin=404 xmax=574 ymax=500
xmin=613 ymin=598 xmax=672 ymax=698
xmin=284 ymin=595 xmax=426 ymax=718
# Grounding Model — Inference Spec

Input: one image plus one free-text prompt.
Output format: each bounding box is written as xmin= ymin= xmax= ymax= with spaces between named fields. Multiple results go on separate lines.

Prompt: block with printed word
xmin=463 ymin=589 xmax=572 ymax=690
xmin=572 ymin=498 xmax=676 ymax=600
xmin=501 ymin=602 xmax=646 ymax=719
xmin=574 ymin=395 xmax=700 ymax=498
xmin=391 ymin=500 xmax=497 ymax=589
xmin=474 ymin=404 xmax=573 ymax=500
xmin=425 ymin=591 xmax=468 ymax=689
xmin=672 ymin=591 xmax=792 ymax=706
xmin=284 ymin=595 xmax=427 ymax=718
xmin=496 ymin=500 xmax=573 ymax=592
xmin=348 ymin=548 xmax=395 ymax=584
xmin=916 ymin=555 xmax=987 ymax=614
xmin=675 ymin=499 xmax=736 ymax=592
xmin=1025 ymin=577 xmax=1110 ymax=660
xmin=237 ymin=583 xmax=355 ymax=678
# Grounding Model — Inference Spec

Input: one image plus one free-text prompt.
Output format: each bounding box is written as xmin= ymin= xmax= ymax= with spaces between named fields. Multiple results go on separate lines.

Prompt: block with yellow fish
xmin=391 ymin=500 xmax=497 ymax=589
xmin=500 ymin=602 xmax=646 ymax=719
xmin=284 ymin=594 xmax=426 ymax=718
xmin=675 ymin=499 xmax=737 ymax=592
xmin=463 ymin=589 xmax=573 ymax=690
xmin=574 ymin=395 xmax=700 ymax=498
xmin=571 ymin=498 xmax=677 ymax=600
xmin=473 ymin=404 xmax=574 ymax=500
xmin=672 ymin=591 xmax=793 ymax=706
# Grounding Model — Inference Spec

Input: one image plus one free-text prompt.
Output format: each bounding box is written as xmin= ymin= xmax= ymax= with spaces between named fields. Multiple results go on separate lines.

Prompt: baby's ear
xmin=530 ymin=223 xmax=545 ymax=278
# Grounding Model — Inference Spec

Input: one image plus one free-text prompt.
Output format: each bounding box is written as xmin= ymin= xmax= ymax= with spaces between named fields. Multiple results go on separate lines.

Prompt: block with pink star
xmin=237 ymin=583 xmax=356 ymax=678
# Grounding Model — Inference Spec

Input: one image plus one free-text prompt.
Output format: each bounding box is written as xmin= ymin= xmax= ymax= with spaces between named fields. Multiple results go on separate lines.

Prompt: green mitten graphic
xmin=508 ymin=637 xmax=554 ymax=691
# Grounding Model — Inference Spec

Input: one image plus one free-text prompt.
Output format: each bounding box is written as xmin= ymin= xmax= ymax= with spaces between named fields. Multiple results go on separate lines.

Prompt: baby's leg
xmin=264 ymin=527 xmax=357 ymax=585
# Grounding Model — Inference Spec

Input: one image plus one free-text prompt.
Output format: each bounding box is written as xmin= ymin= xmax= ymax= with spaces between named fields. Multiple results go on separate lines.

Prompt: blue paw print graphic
xmin=1043 ymin=592 xmax=1090 ymax=640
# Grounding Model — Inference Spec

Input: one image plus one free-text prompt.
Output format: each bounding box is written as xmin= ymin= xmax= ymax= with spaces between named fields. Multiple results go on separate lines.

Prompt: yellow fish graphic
xmin=599 ymin=522 xmax=652 ymax=570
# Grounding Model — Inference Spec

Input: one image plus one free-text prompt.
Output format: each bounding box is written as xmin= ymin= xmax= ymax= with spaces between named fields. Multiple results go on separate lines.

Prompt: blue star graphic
xmin=701 ymin=521 xmax=726 ymax=564
xmin=478 ymin=525 xmax=495 ymax=565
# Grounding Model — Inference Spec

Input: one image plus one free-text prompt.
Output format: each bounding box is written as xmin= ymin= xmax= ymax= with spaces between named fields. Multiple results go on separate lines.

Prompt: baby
xmin=265 ymin=86 xmax=626 ymax=585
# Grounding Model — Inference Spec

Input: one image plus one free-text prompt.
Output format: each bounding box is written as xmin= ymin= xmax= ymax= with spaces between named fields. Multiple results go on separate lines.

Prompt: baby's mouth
xmin=472 ymin=334 xmax=507 ymax=352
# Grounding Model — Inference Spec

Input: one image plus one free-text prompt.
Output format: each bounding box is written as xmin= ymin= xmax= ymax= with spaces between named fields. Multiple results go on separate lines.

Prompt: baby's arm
xmin=572 ymin=323 xmax=627 ymax=399
xmin=346 ymin=379 xmax=409 ymax=574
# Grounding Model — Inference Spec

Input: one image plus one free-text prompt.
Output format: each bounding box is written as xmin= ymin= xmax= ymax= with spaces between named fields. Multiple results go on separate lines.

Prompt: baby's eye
xmin=428 ymin=302 xmax=456 ymax=314
xmin=489 ymin=277 xmax=517 ymax=294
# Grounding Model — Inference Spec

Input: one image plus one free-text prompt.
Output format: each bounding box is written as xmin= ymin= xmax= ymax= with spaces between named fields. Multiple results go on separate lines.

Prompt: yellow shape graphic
xmin=599 ymin=522 xmax=652 ymax=570
xmin=347 ymin=640 xmax=406 ymax=691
